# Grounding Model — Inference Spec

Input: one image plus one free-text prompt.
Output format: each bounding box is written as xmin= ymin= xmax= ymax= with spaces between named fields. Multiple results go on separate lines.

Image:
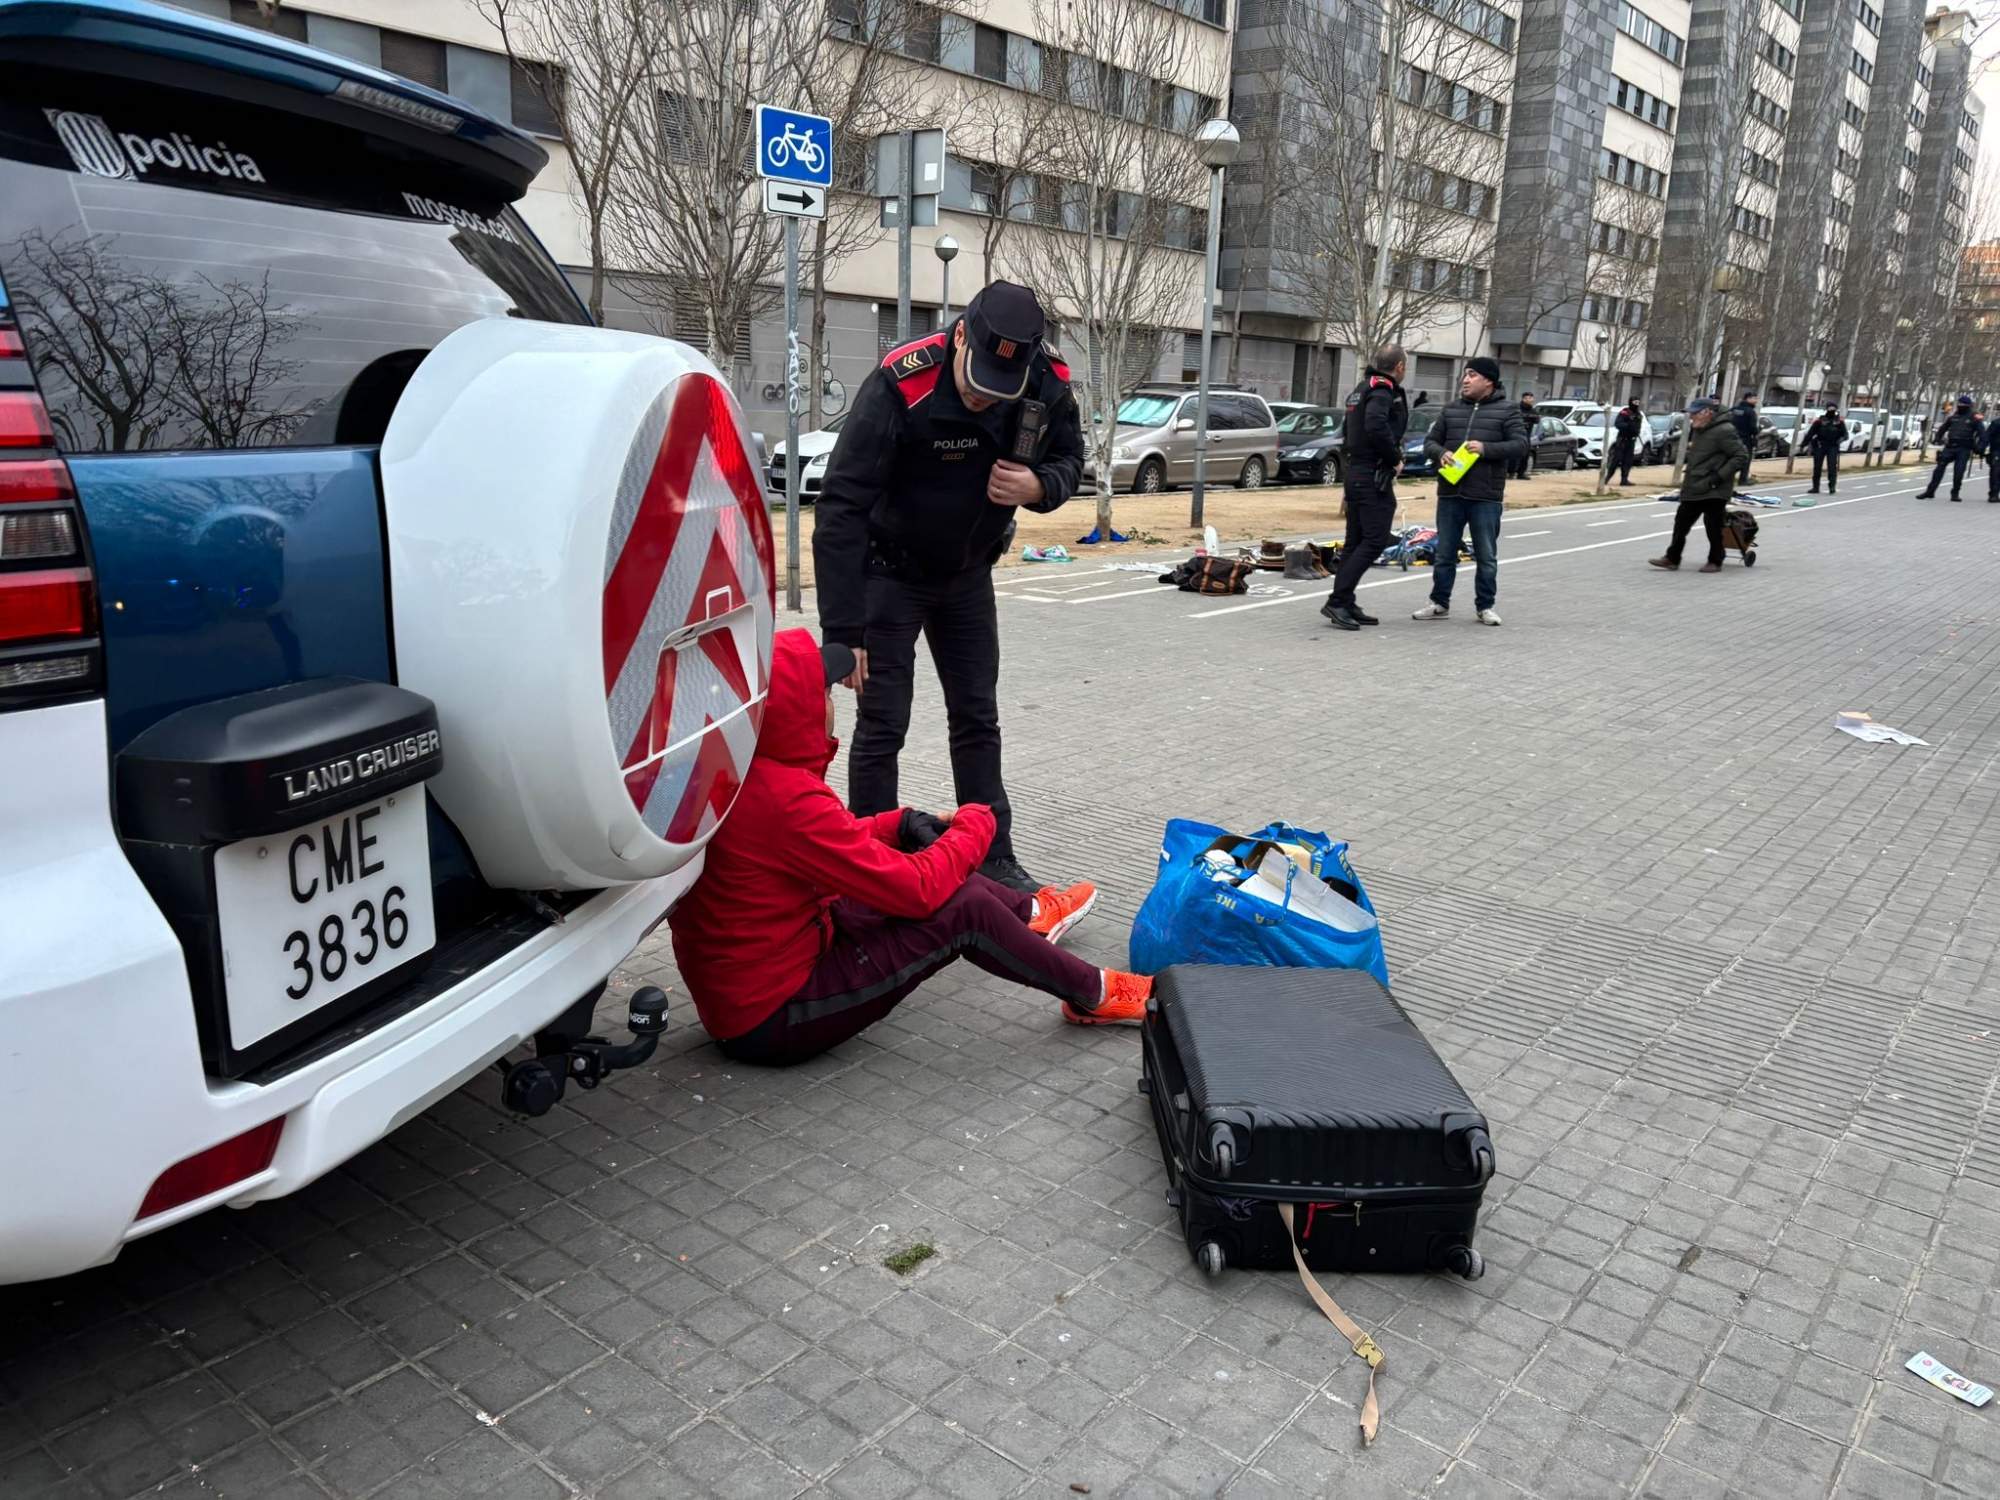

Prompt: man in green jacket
xmin=1650 ymin=398 xmax=1746 ymax=573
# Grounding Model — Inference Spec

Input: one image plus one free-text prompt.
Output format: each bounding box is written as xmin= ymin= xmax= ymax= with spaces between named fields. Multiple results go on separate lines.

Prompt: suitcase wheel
xmin=1208 ymin=1125 xmax=1235 ymax=1180
xmin=1138 ymin=1073 xmax=1150 ymax=1096
xmin=1197 ymin=1241 xmax=1226 ymax=1278
xmin=1444 ymin=1244 xmax=1485 ymax=1281
xmin=1744 ymin=551 xmax=1757 ymax=567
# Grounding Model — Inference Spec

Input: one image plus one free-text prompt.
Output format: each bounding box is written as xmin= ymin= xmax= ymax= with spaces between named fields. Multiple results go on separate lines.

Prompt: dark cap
xmin=960 ymin=281 xmax=1046 ymax=400
xmin=1958 ymin=392 xmax=1974 ymax=407
xmin=1825 ymin=402 xmax=1839 ymax=413
xmin=1686 ymin=397 xmax=1720 ymax=416
xmin=1465 ymin=356 xmax=1502 ymax=386
xmin=819 ymin=641 xmax=856 ymax=688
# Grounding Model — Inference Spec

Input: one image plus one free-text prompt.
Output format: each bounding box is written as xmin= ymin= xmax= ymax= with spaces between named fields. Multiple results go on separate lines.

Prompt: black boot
xmin=1323 ymin=603 xmax=1363 ymax=631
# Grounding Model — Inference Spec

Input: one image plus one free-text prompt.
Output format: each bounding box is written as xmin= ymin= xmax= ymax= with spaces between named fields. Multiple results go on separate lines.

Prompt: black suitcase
xmin=1141 ymin=964 xmax=1494 ymax=1282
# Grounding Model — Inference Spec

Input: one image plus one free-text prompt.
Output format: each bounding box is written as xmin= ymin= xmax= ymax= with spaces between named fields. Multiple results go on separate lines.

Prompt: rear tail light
xmin=0 ymin=305 xmax=101 ymax=708
xmin=137 ymin=1117 xmax=285 ymax=1220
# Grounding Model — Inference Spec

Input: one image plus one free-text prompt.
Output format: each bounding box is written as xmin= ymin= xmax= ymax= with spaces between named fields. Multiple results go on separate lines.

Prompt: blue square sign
xmin=755 ymin=105 xmax=834 ymax=189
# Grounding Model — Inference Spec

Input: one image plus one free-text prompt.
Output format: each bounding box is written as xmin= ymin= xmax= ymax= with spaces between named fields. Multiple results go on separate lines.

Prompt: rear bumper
xmin=0 ymin=698 xmax=693 ymax=1285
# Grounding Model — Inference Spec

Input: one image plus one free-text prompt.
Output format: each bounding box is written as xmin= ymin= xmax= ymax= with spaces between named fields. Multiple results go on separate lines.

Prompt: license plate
xmin=213 ymin=791 xmax=436 ymax=1049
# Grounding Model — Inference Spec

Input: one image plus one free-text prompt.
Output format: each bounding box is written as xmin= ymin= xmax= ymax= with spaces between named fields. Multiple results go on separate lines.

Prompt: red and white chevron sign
xmin=602 ymin=373 xmax=775 ymax=845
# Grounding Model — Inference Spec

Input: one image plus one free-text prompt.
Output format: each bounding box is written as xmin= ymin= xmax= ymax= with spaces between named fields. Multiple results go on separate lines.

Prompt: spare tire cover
xmin=380 ymin=317 xmax=774 ymax=891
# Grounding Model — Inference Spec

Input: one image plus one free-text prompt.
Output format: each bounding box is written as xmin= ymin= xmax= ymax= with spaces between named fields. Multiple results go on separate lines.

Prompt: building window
xmin=1617 ymin=3 xmax=1685 ymax=64
xmin=1858 ymin=3 xmax=1881 ymax=36
xmin=1760 ymin=33 xmax=1795 ymax=77
xmin=900 ymin=6 xmax=943 ymax=64
xmin=1917 ymin=61 xmax=1933 ymax=89
xmin=378 ymin=30 xmax=448 ymax=91
xmin=1843 ymin=99 xmax=1867 ymax=131
xmin=969 ymin=161 xmax=1001 ymax=214
xmin=511 ymin=61 xmax=564 ymax=139
xmin=1609 ymin=76 xmax=1675 ymax=132
xmin=1963 ymin=111 xmax=1982 ymax=141
xmin=229 ymin=1 xmax=305 ymax=40
xmin=972 ymin=22 xmax=1008 ymax=82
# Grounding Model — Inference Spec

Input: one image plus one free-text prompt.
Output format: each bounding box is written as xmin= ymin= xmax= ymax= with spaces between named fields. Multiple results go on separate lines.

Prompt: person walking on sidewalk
xmin=1410 ymin=357 xmax=1527 ymax=627
xmin=1985 ymin=408 xmax=2000 ymax=502
xmin=1610 ymin=401 xmax=1643 ymax=485
xmin=1805 ymin=404 xmax=1848 ymax=494
xmin=1728 ymin=392 xmax=1759 ymax=484
xmin=1321 ymin=344 xmax=1409 ymax=631
xmin=1650 ymin=398 xmax=1745 ymax=574
xmin=1919 ymin=395 xmax=1982 ymax=500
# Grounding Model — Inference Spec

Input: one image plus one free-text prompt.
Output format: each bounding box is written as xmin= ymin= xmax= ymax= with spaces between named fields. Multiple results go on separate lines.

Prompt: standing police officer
xmin=1919 ymin=395 xmax=1982 ymax=501
xmin=815 ymin=282 xmax=1083 ymax=893
xmin=1803 ymin=404 xmax=1847 ymax=495
xmin=1322 ymin=344 xmax=1408 ymax=631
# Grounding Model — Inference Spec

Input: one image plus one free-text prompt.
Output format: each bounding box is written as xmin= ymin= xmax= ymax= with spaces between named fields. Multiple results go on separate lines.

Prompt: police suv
xmin=0 ymin=1 xmax=774 ymax=1282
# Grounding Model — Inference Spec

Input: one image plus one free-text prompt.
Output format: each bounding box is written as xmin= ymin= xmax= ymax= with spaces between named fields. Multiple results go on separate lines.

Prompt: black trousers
xmin=1926 ymin=447 xmax=1972 ymax=495
xmin=1811 ymin=450 xmax=1839 ymax=490
xmin=1667 ymin=499 xmax=1727 ymax=566
xmin=849 ymin=563 xmax=1015 ymax=860
xmin=1611 ymin=440 xmax=1635 ymax=483
xmin=1329 ymin=482 xmax=1396 ymax=608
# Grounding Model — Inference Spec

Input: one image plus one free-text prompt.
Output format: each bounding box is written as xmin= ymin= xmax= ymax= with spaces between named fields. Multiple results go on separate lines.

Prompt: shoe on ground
xmin=1808 ymin=487 xmax=1819 ymax=494
xmin=1063 ymin=970 xmax=1152 ymax=1027
xmin=1698 ymin=562 xmax=1722 ymax=573
xmin=1412 ymin=602 xmax=1449 ymax=620
xmin=1952 ymin=495 xmax=1963 ymax=502
xmin=979 ymin=855 xmax=1039 ymax=894
xmin=1349 ymin=606 xmax=1379 ymax=626
xmin=1477 ymin=608 xmax=1502 ymax=626
xmin=1918 ymin=491 xmax=1936 ymax=498
xmin=1029 ymin=882 xmax=1097 ymax=946
xmin=1648 ymin=557 xmax=1679 ymax=570
xmin=1324 ymin=604 xmax=1363 ymax=631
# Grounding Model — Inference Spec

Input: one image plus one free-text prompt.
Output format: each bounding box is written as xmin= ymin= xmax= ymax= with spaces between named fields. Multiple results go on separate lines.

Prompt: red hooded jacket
xmin=669 ymin=629 xmax=997 ymax=1040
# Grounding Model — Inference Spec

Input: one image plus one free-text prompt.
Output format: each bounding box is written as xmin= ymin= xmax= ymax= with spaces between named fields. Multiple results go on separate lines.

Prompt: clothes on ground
xmin=668 ymin=629 xmax=999 ymax=1043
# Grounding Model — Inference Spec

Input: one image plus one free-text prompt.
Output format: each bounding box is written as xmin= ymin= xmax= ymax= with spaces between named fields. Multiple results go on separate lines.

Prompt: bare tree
xmin=1287 ymin=0 xmax=1509 ymax=358
xmin=1004 ymin=0 xmax=1221 ymax=539
xmin=1581 ymin=159 xmax=1669 ymax=490
xmin=474 ymin=0 xmax=671 ymax=324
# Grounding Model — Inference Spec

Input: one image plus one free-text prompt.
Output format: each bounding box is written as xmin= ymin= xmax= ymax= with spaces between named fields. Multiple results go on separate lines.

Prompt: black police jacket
xmin=1805 ymin=415 xmax=1848 ymax=453
xmin=1614 ymin=409 xmax=1642 ymax=443
xmin=1342 ymin=367 xmax=1407 ymax=487
xmin=815 ymin=324 xmax=1085 ymax=648
xmin=1934 ymin=411 xmax=1982 ymax=451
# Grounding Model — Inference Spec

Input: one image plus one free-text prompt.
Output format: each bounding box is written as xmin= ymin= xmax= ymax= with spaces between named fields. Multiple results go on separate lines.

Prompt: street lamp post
xmin=1189 ymin=118 xmax=1240 ymax=529
xmin=935 ymin=235 xmax=959 ymax=325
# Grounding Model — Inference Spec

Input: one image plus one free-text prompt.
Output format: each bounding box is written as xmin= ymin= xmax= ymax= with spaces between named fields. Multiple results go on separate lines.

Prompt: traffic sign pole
xmin=897 ymin=130 xmax=913 ymax=343
xmin=783 ymin=214 xmax=802 ymax=614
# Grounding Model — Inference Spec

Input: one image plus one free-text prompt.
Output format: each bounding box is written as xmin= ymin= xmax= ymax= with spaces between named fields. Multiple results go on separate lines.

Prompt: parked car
xmin=1642 ymin=413 xmax=1688 ymax=465
xmin=1274 ymin=405 xmax=1344 ymax=483
xmin=766 ymin=412 xmax=846 ymax=504
xmin=1265 ymin=400 xmax=1318 ymax=428
xmin=0 ymin=0 xmax=777 ymax=1283
xmin=1526 ymin=414 xmax=1585 ymax=471
xmin=1110 ymin=385 xmax=1280 ymax=493
xmin=1760 ymin=407 xmax=1801 ymax=457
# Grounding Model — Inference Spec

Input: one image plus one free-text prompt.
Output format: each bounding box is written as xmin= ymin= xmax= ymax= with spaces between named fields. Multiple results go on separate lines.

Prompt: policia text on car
xmin=814 ymin=282 xmax=1085 ymax=893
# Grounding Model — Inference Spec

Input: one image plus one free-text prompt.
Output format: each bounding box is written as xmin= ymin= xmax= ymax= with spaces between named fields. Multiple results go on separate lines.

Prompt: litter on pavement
xmin=1836 ymin=711 xmax=1928 ymax=746
xmin=1906 ymin=1351 xmax=1992 ymax=1406
xmin=1021 ymin=544 xmax=1073 ymax=563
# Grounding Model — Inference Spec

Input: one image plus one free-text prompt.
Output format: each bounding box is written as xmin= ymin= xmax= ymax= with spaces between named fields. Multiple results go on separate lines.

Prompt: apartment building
xmin=169 ymin=0 xmax=1228 ymax=446
xmin=1908 ymin=8 xmax=1983 ymax=312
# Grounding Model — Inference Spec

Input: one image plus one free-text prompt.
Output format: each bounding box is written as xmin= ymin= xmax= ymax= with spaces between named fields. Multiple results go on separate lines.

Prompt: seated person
xmin=670 ymin=629 xmax=1153 ymax=1065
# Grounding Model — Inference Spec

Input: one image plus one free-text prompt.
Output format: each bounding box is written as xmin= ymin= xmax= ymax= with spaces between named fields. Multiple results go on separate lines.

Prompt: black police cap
xmin=961 ymin=281 xmax=1046 ymax=401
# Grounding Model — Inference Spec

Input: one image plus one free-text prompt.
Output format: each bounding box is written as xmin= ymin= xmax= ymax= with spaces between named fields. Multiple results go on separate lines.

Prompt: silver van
xmin=1109 ymin=385 xmax=1281 ymax=493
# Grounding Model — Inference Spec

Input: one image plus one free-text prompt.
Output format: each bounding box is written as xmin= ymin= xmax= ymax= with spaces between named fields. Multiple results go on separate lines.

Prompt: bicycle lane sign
xmin=755 ymin=105 xmax=833 ymax=189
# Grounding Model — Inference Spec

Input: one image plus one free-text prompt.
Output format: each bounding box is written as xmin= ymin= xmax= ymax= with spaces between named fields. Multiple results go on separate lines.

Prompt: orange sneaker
xmin=1062 ymin=970 xmax=1152 ymax=1026
xmin=1028 ymin=882 xmax=1097 ymax=945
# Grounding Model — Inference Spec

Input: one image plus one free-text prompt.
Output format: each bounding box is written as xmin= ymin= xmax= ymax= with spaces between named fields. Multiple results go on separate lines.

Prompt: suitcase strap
xmin=1277 ymin=1202 xmax=1385 ymax=1446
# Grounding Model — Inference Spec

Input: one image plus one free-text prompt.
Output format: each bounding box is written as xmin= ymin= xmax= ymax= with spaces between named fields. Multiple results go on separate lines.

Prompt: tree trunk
xmin=586 ymin=213 xmax=607 ymax=325
xmin=1227 ymin=274 xmax=1247 ymax=385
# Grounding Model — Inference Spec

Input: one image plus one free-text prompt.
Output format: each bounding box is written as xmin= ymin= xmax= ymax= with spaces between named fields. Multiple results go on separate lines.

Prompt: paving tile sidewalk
xmin=3 ymin=472 xmax=1998 ymax=1498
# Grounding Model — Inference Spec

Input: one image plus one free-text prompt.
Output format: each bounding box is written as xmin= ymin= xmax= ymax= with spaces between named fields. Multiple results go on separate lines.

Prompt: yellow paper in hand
xmin=1438 ymin=444 xmax=1478 ymax=484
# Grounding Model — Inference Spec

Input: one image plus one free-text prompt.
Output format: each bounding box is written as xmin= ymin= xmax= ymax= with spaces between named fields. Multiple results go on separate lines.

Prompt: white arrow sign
xmin=763 ymin=180 xmax=825 ymax=220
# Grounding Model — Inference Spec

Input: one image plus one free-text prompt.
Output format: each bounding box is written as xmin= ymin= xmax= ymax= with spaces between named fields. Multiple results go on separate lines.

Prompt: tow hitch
xmin=498 ymin=986 xmax=667 ymax=1117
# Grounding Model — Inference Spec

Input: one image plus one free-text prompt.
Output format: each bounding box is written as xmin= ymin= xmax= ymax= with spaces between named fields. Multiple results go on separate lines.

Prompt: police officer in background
xmin=1322 ymin=343 xmax=1409 ymax=631
xmin=814 ymin=282 xmax=1083 ymax=893
xmin=1919 ymin=394 xmax=1982 ymax=501
xmin=1803 ymin=404 xmax=1847 ymax=495
xmin=1986 ymin=407 xmax=2000 ymax=502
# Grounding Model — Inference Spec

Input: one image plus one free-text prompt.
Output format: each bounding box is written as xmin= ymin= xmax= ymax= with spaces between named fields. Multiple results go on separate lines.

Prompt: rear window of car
xmin=1116 ymin=393 xmax=1180 ymax=427
xmin=0 ymin=71 xmax=587 ymax=454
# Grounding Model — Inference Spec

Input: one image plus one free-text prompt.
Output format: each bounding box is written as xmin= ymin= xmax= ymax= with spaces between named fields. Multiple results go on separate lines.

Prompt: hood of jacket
xmin=760 ymin=629 xmax=837 ymax=775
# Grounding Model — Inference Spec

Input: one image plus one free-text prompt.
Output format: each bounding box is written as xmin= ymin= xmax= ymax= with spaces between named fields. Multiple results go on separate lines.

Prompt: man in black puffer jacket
xmin=1412 ymin=357 xmax=1529 ymax=626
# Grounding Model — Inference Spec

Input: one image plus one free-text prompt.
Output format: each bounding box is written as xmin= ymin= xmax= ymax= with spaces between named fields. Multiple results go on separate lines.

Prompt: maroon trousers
xmin=718 ymin=875 xmax=1100 ymax=1066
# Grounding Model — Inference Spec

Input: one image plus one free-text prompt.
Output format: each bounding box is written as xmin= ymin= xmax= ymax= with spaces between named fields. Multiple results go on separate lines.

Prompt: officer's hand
xmin=988 ymin=461 xmax=1044 ymax=507
xmin=843 ymin=649 xmax=868 ymax=693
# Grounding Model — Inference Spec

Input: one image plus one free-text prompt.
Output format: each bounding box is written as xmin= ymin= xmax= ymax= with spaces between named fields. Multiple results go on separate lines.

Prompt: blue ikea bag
xmin=1128 ymin=819 xmax=1389 ymax=985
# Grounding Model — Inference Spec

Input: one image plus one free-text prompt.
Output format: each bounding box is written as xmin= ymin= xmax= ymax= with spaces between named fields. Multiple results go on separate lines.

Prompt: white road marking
xmin=1586 ymin=519 xmax=1631 ymax=527
xmin=1190 ymin=490 xmax=1885 ymax=618
xmin=1511 ymin=530 xmax=1552 ymax=538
